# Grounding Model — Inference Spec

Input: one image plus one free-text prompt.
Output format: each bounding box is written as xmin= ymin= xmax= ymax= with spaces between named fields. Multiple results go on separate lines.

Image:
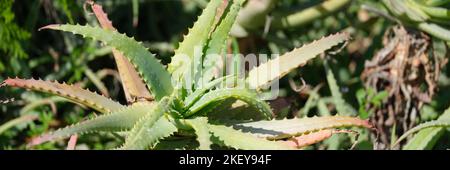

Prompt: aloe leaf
xmin=414 ymin=1 xmax=450 ymax=19
xmin=168 ymin=0 xmax=225 ymax=81
xmin=121 ymin=98 xmax=177 ymax=150
xmin=0 ymin=114 xmax=38 ymax=135
xmin=402 ymin=107 xmax=450 ymax=150
xmin=394 ymin=118 xmax=450 ymax=148
xmin=272 ymin=0 xmax=351 ymax=29
xmin=184 ymin=117 xmax=212 ymax=150
xmin=1 ymin=78 xmax=124 ymax=113
xmin=417 ymin=22 xmax=450 ymax=41
xmin=121 ymin=116 xmax=177 ymax=150
xmin=40 ymin=24 xmax=172 ymax=100
xmin=202 ymin=0 xmax=245 ymax=83
xmin=184 ymin=75 xmax=234 ymax=108
xmin=208 ymin=124 xmax=294 ymax=150
xmin=84 ymin=68 xmax=109 ymax=97
xmin=28 ymin=102 xmax=153 ymax=146
xmin=235 ymin=0 xmax=279 ymax=30
xmin=424 ymin=0 xmax=450 ymax=6
xmin=402 ymin=127 xmax=444 ymax=150
xmin=403 ymin=0 xmax=430 ymax=21
xmin=324 ymin=59 xmax=356 ymax=116
xmin=283 ymin=129 xmax=333 ymax=148
xmin=231 ymin=115 xmax=372 ymax=139
xmin=207 ymin=99 xmax=268 ymax=120
xmin=188 ymin=88 xmax=273 ymax=119
xmin=247 ymin=32 xmax=351 ymax=89
xmin=90 ymin=2 xmax=153 ymax=102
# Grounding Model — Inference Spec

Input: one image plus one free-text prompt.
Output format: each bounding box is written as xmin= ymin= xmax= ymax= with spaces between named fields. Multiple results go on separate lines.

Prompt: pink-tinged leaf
xmin=90 ymin=3 xmax=115 ymax=30
xmin=233 ymin=115 xmax=373 ymax=139
xmin=90 ymin=2 xmax=153 ymax=103
xmin=283 ymin=129 xmax=333 ymax=148
xmin=28 ymin=134 xmax=51 ymax=147
xmin=66 ymin=134 xmax=78 ymax=150
xmin=283 ymin=129 xmax=360 ymax=149
xmin=2 ymin=78 xmax=125 ymax=113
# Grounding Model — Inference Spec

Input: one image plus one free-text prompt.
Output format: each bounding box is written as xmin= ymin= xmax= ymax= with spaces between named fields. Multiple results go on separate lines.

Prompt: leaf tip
xmin=38 ymin=24 xmax=61 ymax=31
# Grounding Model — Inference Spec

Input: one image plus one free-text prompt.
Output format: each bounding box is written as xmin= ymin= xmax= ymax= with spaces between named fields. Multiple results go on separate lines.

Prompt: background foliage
xmin=0 ymin=0 xmax=449 ymax=150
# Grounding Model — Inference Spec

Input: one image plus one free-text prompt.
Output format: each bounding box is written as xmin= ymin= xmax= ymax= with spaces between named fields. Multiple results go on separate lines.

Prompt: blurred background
xmin=0 ymin=0 xmax=449 ymax=150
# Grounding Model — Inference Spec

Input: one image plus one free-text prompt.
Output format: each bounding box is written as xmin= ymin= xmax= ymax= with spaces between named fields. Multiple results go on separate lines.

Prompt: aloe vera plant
xmin=1 ymin=0 xmax=372 ymax=150
xmin=381 ymin=0 xmax=450 ymax=43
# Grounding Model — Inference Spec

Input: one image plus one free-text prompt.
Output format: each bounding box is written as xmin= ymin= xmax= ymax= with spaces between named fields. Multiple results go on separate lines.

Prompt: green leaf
xmin=90 ymin=2 xmax=153 ymax=102
xmin=0 ymin=114 xmax=38 ymax=135
xmin=324 ymin=59 xmax=356 ymax=116
xmin=188 ymin=88 xmax=273 ymax=119
xmin=184 ymin=117 xmax=212 ymax=150
xmin=231 ymin=115 xmax=373 ymax=140
xmin=416 ymin=22 xmax=450 ymax=41
xmin=202 ymin=0 xmax=245 ymax=83
xmin=299 ymin=85 xmax=321 ymax=116
xmin=208 ymin=124 xmax=294 ymax=150
xmin=41 ymin=24 xmax=173 ymax=100
xmin=29 ymin=102 xmax=153 ymax=146
xmin=403 ymin=107 xmax=450 ymax=150
xmin=184 ymin=75 xmax=234 ymax=108
xmin=1 ymin=78 xmax=124 ymax=113
xmin=416 ymin=1 xmax=450 ymax=19
xmin=121 ymin=98 xmax=177 ymax=150
xmin=394 ymin=118 xmax=450 ymax=148
xmin=247 ymin=32 xmax=351 ymax=89
xmin=371 ymin=91 xmax=388 ymax=107
xmin=168 ymin=0 xmax=225 ymax=81
xmin=424 ymin=0 xmax=450 ymax=6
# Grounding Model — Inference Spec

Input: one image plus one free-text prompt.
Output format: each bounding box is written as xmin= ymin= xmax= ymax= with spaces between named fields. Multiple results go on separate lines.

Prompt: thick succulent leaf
xmin=41 ymin=24 xmax=172 ymax=100
xmin=1 ymin=78 xmax=124 ymax=113
xmin=168 ymin=0 xmax=225 ymax=81
xmin=184 ymin=117 xmax=212 ymax=150
xmin=28 ymin=102 xmax=153 ymax=146
xmin=394 ymin=119 xmax=450 ymax=148
xmin=414 ymin=1 xmax=450 ymax=19
xmin=403 ymin=107 xmax=450 ymax=150
xmin=271 ymin=0 xmax=351 ymax=29
xmin=283 ymin=129 xmax=333 ymax=148
xmin=417 ymin=22 xmax=450 ymax=41
xmin=121 ymin=98 xmax=177 ymax=150
xmin=247 ymin=32 xmax=351 ymax=89
xmin=207 ymin=99 xmax=270 ymax=120
xmin=121 ymin=116 xmax=177 ymax=150
xmin=382 ymin=0 xmax=427 ymax=22
xmin=234 ymin=0 xmax=278 ymax=30
xmin=202 ymin=0 xmax=245 ymax=83
xmin=231 ymin=115 xmax=372 ymax=139
xmin=395 ymin=120 xmax=450 ymax=149
xmin=403 ymin=0 xmax=430 ymax=21
xmin=191 ymin=99 xmax=227 ymax=118
xmin=91 ymin=2 xmax=153 ymax=102
xmin=184 ymin=75 xmax=233 ymax=108
xmin=402 ymin=127 xmax=444 ymax=150
xmin=425 ymin=0 xmax=450 ymax=6
xmin=187 ymin=88 xmax=273 ymax=119
xmin=208 ymin=124 xmax=295 ymax=150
